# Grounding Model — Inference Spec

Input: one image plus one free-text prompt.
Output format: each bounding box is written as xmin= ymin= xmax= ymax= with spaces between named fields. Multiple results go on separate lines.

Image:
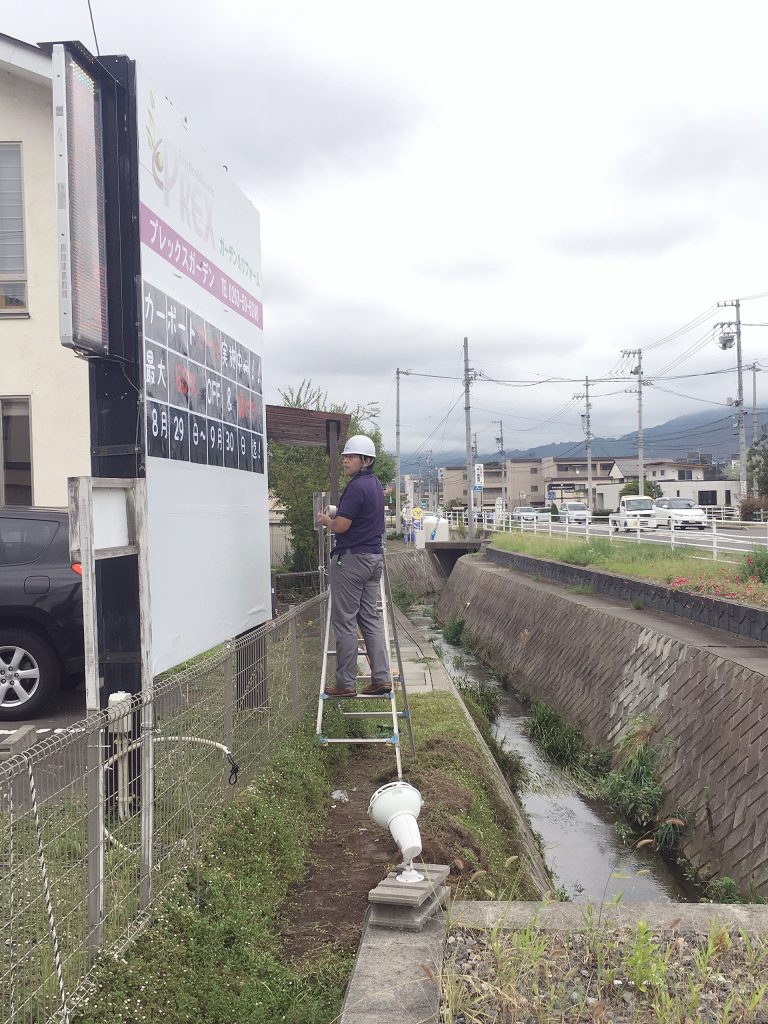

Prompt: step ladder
xmin=315 ymin=553 xmax=415 ymax=780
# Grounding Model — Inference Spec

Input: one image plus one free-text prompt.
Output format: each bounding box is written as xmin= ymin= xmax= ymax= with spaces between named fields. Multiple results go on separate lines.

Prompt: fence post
xmin=713 ymin=518 xmax=718 ymax=561
xmin=289 ymin=615 xmax=301 ymax=721
xmin=223 ymin=641 xmax=234 ymax=803
xmin=86 ymin=718 xmax=104 ymax=960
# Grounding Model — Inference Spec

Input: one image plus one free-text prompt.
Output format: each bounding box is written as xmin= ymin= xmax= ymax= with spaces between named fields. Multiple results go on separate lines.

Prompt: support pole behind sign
xmin=327 ymin=419 xmax=341 ymax=507
xmin=132 ymin=480 xmax=154 ymax=910
xmin=68 ymin=477 xmax=104 ymax=959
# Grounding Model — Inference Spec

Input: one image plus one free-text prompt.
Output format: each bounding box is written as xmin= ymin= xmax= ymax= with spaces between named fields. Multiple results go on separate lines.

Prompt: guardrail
xmin=0 ymin=592 xmax=328 ymax=1024
xmin=437 ymin=510 xmax=768 ymax=560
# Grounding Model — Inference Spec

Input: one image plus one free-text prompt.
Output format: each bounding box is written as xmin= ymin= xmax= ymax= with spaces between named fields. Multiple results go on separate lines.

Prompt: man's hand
xmin=317 ymin=513 xmax=352 ymax=534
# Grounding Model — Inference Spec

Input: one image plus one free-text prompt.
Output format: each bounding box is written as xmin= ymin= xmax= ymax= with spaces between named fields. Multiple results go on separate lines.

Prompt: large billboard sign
xmin=136 ymin=67 xmax=270 ymax=674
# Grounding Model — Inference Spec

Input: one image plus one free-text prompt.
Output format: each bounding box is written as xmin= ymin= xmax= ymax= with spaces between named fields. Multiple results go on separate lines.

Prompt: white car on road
xmin=511 ymin=506 xmax=538 ymax=522
xmin=558 ymin=501 xmax=592 ymax=525
xmin=653 ymin=498 xmax=708 ymax=530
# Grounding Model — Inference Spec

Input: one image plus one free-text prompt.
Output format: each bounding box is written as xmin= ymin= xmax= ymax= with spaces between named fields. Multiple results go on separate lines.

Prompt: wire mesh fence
xmin=0 ymin=591 xmax=328 ymax=1024
xmin=272 ymin=570 xmax=324 ymax=614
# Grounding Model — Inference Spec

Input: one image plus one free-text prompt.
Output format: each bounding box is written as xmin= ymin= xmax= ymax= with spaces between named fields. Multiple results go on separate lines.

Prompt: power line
xmin=86 ymin=0 xmax=101 ymax=54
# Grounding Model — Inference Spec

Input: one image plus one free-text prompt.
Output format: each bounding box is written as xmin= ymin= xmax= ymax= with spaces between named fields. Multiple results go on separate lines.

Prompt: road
xmin=0 ymin=677 xmax=87 ymax=740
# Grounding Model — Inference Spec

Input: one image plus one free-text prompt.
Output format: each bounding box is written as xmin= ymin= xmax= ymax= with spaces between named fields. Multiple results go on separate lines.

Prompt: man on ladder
xmin=316 ymin=434 xmax=392 ymax=698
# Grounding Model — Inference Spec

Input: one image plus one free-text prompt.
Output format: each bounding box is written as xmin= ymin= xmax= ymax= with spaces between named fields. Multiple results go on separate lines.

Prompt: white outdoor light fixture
xmin=368 ymin=781 xmax=424 ymax=883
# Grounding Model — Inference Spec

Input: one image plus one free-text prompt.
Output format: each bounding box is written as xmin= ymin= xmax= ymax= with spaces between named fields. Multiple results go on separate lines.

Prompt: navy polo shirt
xmin=333 ymin=470 xmax=385 ymax=554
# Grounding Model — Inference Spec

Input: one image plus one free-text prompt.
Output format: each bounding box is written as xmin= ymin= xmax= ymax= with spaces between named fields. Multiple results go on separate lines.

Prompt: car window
xmin=669 ymin=499 xmax=695 ymax=509
xmin=0 ymin=518 xmax=59 ymax=566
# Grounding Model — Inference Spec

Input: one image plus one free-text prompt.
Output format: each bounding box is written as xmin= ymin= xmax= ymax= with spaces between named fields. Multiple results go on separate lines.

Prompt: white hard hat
xmin=342 ymin=434 xmax=376 ymax=459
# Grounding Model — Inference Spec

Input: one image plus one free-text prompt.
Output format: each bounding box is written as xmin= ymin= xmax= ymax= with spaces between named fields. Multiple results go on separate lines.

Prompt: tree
xmin=748 ymin=439 xmax=768 ymax=497
xmin=268 ymin=380 xmax=396 ymax=571
xmin=619 ymin=479 xmax=663 ymax=499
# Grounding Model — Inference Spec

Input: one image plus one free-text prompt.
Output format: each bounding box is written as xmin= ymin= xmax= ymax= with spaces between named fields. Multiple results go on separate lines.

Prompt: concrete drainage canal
xmin=404 ymin=603 xmax=697 ymax=903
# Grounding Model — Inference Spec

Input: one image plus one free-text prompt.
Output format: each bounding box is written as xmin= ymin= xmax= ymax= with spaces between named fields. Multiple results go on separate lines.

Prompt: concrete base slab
xmin=369 ymin=886 xmax=450 ymax=931
xmin=369 ymin=863 xmax=450 ymax=907
xmin=339 ymin=913 xmax=445 ymax=1024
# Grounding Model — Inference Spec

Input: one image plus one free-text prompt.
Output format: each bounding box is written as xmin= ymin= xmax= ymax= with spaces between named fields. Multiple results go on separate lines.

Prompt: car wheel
xmin=0 ymin=629 xmax=61 ymax=720
xmin=698 ymin=525 xmax=706 ymax=531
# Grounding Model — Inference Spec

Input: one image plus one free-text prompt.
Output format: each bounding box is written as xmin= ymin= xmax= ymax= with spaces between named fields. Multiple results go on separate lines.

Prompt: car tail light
xmin=71 ymin=562 xmax=83 ymax=576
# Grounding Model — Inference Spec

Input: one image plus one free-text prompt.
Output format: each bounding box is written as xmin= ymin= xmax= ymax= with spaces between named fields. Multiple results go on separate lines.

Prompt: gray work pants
xmin=330 ymin=552 xmax=390 ymax=689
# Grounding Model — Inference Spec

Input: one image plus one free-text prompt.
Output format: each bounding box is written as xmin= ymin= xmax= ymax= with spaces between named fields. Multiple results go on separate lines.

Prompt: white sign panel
xmin=473 ymin=463 xmax=485 ymax=488
xmin=136 ymin=67 xmax=269 ymax=674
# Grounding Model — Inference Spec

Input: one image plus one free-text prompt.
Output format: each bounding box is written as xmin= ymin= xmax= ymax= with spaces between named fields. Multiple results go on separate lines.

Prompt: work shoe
xmin=324 ymin=686 xmax=358 ymax=698
xmin=360 ymin=681 xmax=393 ymax=696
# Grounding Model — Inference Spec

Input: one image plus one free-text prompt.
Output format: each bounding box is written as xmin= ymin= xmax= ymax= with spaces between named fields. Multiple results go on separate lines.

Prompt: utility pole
xmin=395 ymin=368 xmax=411 ymax=531
xmin=493 ymin=419 xmax=505 ymax=511
xmin=425 ymin=449 xmax=433 ymax=509
xmin=573 ymin=378 xmax=593 ymax=509
xmin=622 ymin=349 xmax=644 ymax=496
xmin=752 ymin=362 xmax=761 ymax=495
xmin=463 ymin=337 xmax=476 ymax=539
xmin=716 ymin=300 xmax=746 ymax=499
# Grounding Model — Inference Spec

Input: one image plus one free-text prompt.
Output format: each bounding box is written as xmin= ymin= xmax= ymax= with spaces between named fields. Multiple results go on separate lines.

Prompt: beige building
xmin=0 ymin=35 xmax=90 ymax=507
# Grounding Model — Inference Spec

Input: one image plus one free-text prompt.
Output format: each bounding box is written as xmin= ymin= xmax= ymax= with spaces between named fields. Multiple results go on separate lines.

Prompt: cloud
xmin=162 ymin=44 xmax=423 ymax=191
xmin=418 ymin=255 xmax=511 ymax=282
xmin=620 ymin=106 xmax=768 ymax=196
xmin=549 ymin=215 xmax=708 ymax=258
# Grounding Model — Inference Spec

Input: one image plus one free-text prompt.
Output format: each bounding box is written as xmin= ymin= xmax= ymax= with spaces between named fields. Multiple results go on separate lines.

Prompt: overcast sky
xmin=8 ymin=0 xmax=768 ymax=461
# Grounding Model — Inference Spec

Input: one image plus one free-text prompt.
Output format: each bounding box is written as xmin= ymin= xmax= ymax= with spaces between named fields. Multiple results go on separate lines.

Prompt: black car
xmin=0 ymin=508 xmax=84 ymax=719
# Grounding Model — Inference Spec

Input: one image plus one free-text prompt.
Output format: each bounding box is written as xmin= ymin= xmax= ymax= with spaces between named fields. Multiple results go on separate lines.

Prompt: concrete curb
xmin=451 ymin=899 xmax=768 ymax=934
xmin=338 ymin=911 xmax=445 ymax=1024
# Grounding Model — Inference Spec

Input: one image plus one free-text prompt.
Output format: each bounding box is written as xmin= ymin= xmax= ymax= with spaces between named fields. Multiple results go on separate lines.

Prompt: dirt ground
xmin=279 ymin=749 xmax=467 ymax=960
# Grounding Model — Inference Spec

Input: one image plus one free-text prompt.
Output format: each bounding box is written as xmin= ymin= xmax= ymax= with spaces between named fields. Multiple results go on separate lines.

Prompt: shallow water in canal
xmin=405 ymin=607 xmax=696 ymax=903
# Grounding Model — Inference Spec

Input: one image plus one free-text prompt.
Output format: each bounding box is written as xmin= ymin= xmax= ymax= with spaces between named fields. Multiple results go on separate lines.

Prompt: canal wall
xmin=386 ymin=547 xmax=445 ymax=596
xmin=438 ymin=556 xmax=768 ymax=895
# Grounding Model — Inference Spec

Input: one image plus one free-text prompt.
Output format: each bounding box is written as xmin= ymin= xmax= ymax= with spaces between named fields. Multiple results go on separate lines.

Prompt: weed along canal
xmin=405 ymin=604 xmax=696 ymax=903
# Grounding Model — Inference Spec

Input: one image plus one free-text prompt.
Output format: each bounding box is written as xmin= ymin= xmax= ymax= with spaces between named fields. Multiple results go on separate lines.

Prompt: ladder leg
xmin=382 ymin=556 xmax=416 ymax=757
xmin=315 ymin=586 xmax=334 ymax=736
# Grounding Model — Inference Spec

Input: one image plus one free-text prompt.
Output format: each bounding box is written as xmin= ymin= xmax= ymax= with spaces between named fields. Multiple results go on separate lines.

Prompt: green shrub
xmin=739 ymin=547 xmax=768 ymax=584
xmin=599 ymin=722 xmax=663 ymax=829
xmin=527 ymin=702 xmax=588 ymax=769
xmin=443 ymin=618 xmax=465 ymax=645
xmin=704 ymin=875 xmax=741 ymax=903
xmin=460 ymin=691 xmax=528 ymax=794
xmin=456 ymin=678 xmax=501 ymax=723
xmin=390 ymin=581 xmax=417 ymax=611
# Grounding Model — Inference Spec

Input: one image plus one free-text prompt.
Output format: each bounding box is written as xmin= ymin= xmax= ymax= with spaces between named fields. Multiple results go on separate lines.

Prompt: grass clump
xmin=456 ymin=677 xmax=501 ymax=723
xmin=491 ymin=531 xmax=768 ymax=608
xmin=73 ymin=717 xmax=351 ymax=1024
xmin=526 ymin=705 xmax=687 ymax=854
xmin=704 ymin=875 xmax=742 ymax=903
xmin=455 ymin=679 xmax=528 ymax=795
xmin=739 ymin=547 xmax=768 ymax=585
xmin=441 ymin=919 xmax=768 ymax=1022
xmin=527 ymin=702 xmax=592 ymax=771
xmin=443 ymin=618 xmax=465 ymax=645
xmin=390 ymin=580 xmax=417 ymax=611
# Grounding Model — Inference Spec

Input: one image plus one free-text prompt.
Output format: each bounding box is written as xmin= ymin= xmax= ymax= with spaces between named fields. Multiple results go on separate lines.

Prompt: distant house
xmin=0 ymin=35 xmax=90 ymax=506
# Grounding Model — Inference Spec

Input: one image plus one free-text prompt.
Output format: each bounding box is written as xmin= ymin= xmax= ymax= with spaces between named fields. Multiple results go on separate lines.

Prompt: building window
xmin=530 ymin=466 xmax=538 ymax=474
xmin=678 ymin=469 xmax=693 ymax=480
xmin=0 ymin=398 xmax=32 ymax=505
xmin=530 ymin=485 xmax=538 ymax=492
xmin=697 ymin=490 xmax=717 ymax=506
xmin=0 ymin=144 xmax=27 ymax=315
